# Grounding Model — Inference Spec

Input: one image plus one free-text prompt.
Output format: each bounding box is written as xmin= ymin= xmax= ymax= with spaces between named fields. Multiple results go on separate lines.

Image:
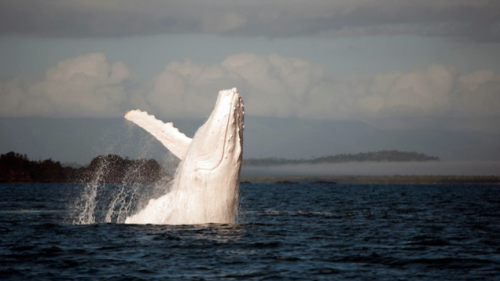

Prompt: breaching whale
xmin=124 ymin=88 xmax=244 ymax=224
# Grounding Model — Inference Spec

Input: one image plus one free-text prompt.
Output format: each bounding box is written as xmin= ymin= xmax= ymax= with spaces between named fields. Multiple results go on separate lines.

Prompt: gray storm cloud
xmin=0 ymin=0 xmax=499 ymax=41
xmin=1 ymin=52 xmax=500 ymax=132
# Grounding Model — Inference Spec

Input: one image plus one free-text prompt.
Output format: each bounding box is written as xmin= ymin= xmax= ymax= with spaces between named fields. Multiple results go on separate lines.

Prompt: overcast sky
xmin=1 ymin=0 xmax=500 ymax=163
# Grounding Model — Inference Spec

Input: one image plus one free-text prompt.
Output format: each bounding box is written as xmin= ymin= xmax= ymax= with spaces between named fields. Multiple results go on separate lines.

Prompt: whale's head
xmin=184 ymin=88 xmax=244 ymax=178
xmin=123 ymin=88 xmax=244 ymax=224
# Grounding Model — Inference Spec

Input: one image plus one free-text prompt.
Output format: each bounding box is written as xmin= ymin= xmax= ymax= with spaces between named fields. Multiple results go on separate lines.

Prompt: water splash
xmin=71 ymin=123 xmax=176 ymax=224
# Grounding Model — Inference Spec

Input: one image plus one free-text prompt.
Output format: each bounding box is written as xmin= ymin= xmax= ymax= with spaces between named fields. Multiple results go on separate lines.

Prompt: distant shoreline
xmin=242 ymin=150 xmax=439 ymax=166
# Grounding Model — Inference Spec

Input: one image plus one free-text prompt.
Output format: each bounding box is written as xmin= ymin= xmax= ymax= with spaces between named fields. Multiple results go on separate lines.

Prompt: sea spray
xmin=71 ymin=121 xmax=176 ymax=224
xmin=72 ymin=155 xmax=112 ymax=224
xmin=72 ymin=157 xmax=174 ymax=224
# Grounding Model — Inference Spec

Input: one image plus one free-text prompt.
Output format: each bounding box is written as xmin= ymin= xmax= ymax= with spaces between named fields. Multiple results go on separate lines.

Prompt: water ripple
xmin=0 ymin=183 xmax=499 ymax=280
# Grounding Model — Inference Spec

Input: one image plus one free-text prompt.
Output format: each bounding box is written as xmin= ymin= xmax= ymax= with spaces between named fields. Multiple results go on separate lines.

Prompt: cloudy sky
xmin=1 ymin=0 xmax=500 ymax=164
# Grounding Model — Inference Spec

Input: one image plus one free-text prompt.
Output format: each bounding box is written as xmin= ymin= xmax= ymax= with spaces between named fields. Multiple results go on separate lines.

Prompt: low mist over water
xmin=243 ymin=161 xmax=500 ymax=176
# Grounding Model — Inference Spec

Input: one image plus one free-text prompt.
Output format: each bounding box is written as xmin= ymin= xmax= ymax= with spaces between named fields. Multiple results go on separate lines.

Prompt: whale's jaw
xmin=124 ymin=88 xmax=244 ymax=225
xmin=189 ymin=88 xmax=244 ymax=172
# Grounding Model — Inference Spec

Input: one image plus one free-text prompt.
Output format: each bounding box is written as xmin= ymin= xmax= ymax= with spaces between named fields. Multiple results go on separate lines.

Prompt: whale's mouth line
xmin=197 ymin=91 xmax=240 ymax=171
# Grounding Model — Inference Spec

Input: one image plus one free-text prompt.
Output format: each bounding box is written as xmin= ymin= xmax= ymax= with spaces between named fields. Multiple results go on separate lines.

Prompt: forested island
xmin=0 ymin=151 xmax=166 ymax=183
xmin=243 ymin=150 xmax=439 ymax=166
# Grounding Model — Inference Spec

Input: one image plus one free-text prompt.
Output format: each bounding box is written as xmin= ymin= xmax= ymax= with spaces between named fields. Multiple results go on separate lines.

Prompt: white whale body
xmin=124 ymin=88 xmax=244 ymax=224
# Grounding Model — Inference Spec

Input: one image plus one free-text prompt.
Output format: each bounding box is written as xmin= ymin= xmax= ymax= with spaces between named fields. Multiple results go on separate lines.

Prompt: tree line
xmin=242 ymin=150 xmax=439 ymax=166
xmin=0 ymin=151 xmax=166 ymax=183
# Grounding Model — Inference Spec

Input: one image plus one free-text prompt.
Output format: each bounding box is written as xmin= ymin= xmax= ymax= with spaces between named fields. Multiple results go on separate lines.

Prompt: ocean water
xmin=1 ymin=182 xmax=499 ymax=280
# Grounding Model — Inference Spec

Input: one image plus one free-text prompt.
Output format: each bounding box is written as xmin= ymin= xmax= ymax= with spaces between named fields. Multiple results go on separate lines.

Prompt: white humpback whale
xmin=124 ymin=88 xmax=244 ymax=224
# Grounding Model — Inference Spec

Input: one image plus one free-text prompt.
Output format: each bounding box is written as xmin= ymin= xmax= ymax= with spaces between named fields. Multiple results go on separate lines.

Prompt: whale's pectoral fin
xmin=125 ymin=110 xmax=192 ymax=160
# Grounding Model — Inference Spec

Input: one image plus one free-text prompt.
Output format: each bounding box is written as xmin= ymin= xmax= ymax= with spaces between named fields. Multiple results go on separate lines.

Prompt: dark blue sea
xmin=1 ymin=183 xmax=499 ymax=280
